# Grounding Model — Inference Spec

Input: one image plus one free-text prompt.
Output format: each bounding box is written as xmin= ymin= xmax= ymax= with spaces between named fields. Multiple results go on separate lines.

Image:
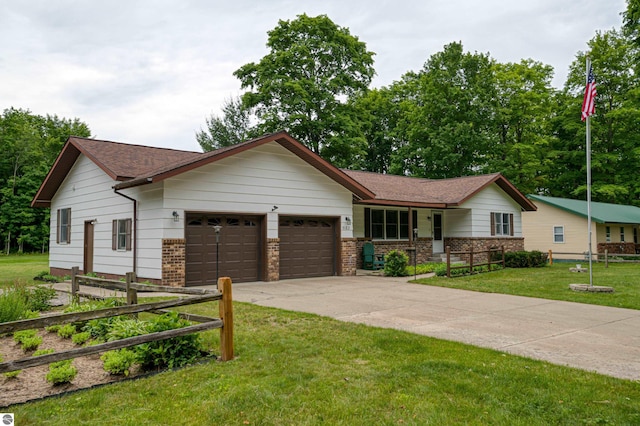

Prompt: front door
xmin=83 ymin=221 xmax=94 ymax=274
xmin=432 ymin=212 xmax=443 ymax=253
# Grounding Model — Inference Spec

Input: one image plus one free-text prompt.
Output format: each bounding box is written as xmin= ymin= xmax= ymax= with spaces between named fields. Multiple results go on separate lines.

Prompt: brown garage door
xmin=186 ymin=214 xmax=261 ymax=286
xmin=279 ymin=217 xmax=336 ymax=280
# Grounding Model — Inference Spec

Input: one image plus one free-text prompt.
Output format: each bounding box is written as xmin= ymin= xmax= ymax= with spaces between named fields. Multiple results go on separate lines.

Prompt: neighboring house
xmin=522 ymin=195 xmax=640 ymax=259
xmin=32 ymin=131 xmax=535 ymax=287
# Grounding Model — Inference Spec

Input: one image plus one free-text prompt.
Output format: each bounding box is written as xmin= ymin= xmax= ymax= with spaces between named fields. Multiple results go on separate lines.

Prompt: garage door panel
xmin=186 ymin=214 xmax=261 ymax=286
xmin=279 ymin=217 xmax=336 ymax=280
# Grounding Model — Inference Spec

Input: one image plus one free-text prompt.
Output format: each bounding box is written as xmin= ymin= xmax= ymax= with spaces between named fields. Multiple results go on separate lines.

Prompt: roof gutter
xmin=113 ymin=188 xmax=138 ymax=274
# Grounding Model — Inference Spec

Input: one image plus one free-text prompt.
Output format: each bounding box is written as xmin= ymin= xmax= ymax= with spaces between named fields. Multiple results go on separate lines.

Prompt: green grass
xmin=0 ymin=253 xmax=48 ymax=288
xmin=414 ymin=262 xmax=640 ymax=310
xmin=9 ymin=302 xmax=640 ymax=425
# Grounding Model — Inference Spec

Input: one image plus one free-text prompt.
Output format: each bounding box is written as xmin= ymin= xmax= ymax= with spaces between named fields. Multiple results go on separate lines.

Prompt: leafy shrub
xmin=57 ymin=324 xmax=76 ymax=339
xmin=492 ymin=250 xmax=548 ymax=268
xmin=105 ymin=318 xmax=149 ymax=342
xmin=46 ymin=360 xmax=77 ymax=385
xmin=25 ymin=285 xmax=57 ymax=311
xmin=136 ymin=312 xmax=203 ymax=370
xmin=101 ymin=349 xmax=137 ymax=376
xmin=34 ymin=271 xmax=62 ymax=283
xmin=72 ymin=331 xmax=92 ymax=345
xmin=406 ymin=262 xmax=444 ymax=276
xmin=434 ymin=264 xmax=504 ymax=277
xmin=384 ymin=250 xmax=409 ymax=277
xmin=21 ymin=335 xmax=43 ymax=352
xmin=45 ymin=324 xmax=61 ymax=333
xmin=13 ymin=329 xmax=37 ymax=343
xmin=33 ymin=348 xmax=55 ymax=357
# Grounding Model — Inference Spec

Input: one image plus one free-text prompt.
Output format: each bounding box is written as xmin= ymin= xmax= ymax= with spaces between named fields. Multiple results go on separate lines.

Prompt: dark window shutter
xmin=112 ymin=220 xmax=117 ymax=250
xmin=364 ymin=208 xmax=371 ymax=238
xmin=67 ymin=209 xmax=71 ymax=243
xmin=510 ymin=213 xmax=514 ymax=236
xmin=56 ymin=209 xmax=60 ymax=244
xmin=125 ymin=219 xmax=132 ymax=251
xmin=490 ymin=213 xmax=496 ymax=236
xmin=413 ymin=210 xmax=418 ymax=233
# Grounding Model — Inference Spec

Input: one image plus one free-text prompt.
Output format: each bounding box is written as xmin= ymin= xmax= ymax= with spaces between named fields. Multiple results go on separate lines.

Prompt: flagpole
xmin=585 ymin=56 xmax=594 ymax=287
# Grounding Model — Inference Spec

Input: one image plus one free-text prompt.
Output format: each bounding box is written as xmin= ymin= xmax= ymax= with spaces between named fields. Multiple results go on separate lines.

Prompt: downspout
xmin=114 ymin=189 xmax=138 ymax=274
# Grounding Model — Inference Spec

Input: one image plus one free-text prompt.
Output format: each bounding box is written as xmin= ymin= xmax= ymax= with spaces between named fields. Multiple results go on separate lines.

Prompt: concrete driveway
xmin=232 ymin=274 xmax=640 ymax=381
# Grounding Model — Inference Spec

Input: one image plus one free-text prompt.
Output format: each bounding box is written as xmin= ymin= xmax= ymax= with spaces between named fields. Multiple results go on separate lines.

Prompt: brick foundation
xmin=340 ymin=238 xmax=357 ymax=276
xmin=597 ymin=242 xmax=637 ymax=255
xmin=162 ymin=238 xmax=185 ymax=287
xmin=355 ymin=238 xmax=433 ymax=269
xmin=445 ymin=237 xmax=524 ymax=263
xmin=266 ymin=238 xmax=280 ymax=281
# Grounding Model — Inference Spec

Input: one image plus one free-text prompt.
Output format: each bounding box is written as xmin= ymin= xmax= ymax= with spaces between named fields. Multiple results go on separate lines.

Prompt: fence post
xmin=71 ymin=266 xmax=79 ymax=303
xmin=218 ymin=276 xmax=234 ymax=361
xmin=469 ymin=246 xmax=474 ymax=273
xmin=446 ymin=246 xmax=451 ymax=278
xmin=605 ymin=249 xmax=608 ymax=268
xmin=126 ymin=272 xmax=138 ymax=305
xmin=501 ymin=246 xmax=505 ymax=269
xmin=548 ymin=250 xmax=553 ymax=266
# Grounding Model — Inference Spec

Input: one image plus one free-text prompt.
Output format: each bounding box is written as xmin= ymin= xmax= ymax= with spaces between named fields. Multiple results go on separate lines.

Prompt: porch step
xmin=429 ymin=253 xmax=463 ymax=264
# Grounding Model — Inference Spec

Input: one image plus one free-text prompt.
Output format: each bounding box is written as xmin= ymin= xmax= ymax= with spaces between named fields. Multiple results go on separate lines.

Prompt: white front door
xmin=432 ymin=212 xmax=443 ymax=253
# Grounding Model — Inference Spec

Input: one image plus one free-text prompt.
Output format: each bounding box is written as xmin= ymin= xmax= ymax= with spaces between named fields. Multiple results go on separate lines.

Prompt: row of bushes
xmin=383 ymin=249 xmax=548 ymax=277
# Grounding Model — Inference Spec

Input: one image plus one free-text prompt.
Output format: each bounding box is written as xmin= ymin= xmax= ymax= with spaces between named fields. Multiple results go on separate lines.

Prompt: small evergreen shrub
xmin=384 ymin=250 xmax=409 ymax=277
xmin=72 ymin=331 xmax=92 ymax=345
xmin=57 ymin=324 xmax=76 ymax=339
xmin=46 ymin=360 xmax=77 ymax=385
xmin=101 ymin=349 xmax=137 ymax=376
xmin=492 ymin=250 xmax=548 ymax=268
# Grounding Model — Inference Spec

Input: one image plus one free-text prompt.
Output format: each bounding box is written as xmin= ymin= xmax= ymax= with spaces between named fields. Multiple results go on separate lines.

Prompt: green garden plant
xmin=57 ymin=324 xmax=76 ymax=339
xmin=46 ymin=360 xmax=77 ymax=385
xmin=21 ymin=335 xmax=43 ymax=352
xmin=13 ymin=329 xmax=38 ymax=343
xmin=384 ymin=250 xmax=409 ymax=277
xmin=71 ymin=331 xmax=92 ymax=346
xmin=101 ymin=349 xmax=138 ymax=376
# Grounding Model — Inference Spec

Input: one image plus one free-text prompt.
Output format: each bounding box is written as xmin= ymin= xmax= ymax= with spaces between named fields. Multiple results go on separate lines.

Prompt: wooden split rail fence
xmin=445 ymin=246 xmax=505 ymax=278
xmin=0 ymin=267 xmax=233 ymax=374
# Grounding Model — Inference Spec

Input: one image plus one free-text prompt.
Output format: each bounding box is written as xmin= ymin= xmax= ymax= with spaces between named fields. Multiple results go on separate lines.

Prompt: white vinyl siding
xmin=458 ymin=184 xmax=523 ymax=237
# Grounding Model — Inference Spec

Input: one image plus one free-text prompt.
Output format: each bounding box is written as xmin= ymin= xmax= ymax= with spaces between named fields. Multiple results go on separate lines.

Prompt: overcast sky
xmin=0 ymin=0 xmax=625 ymax=152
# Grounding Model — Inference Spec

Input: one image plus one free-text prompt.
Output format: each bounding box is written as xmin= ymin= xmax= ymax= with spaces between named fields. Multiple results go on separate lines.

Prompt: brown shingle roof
xmin=342 ymin=170 xmax=536 ymax=211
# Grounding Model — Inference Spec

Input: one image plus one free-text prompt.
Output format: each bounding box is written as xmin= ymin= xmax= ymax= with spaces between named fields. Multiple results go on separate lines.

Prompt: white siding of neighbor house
xmin=457 ymin=183 xmax=524 ymax=237
xmin=49 ymin=155 xmax=134 ymax=276
xmin=522 ymin=201 xmax=595 ymax=259
xmin=161 ymin=142 xmax=354 ymax=240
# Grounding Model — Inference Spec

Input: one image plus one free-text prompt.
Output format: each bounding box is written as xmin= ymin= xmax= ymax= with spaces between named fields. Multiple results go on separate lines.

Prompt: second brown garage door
xmin=279 ymin=217 xmax=336 ymax=279
xmin=185 ymin=214 xmax=262 ymax=286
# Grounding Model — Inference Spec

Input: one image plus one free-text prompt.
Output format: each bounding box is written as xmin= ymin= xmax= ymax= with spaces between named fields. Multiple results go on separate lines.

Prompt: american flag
xmin=581 ymin=64 xmax=596 ymax=121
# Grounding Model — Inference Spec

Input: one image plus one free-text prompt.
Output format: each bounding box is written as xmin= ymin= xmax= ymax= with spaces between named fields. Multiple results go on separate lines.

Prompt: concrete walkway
xmin=231 ymin=274 xmax=640 ymax=381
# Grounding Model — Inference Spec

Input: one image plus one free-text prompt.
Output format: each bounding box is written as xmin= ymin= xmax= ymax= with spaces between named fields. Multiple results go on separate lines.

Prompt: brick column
xmin=266 ymin=238 xmax=280 ymax=281
xmin=162 ymin=238 xmax=185 ymax=287
xmin=341 ymin=238 xmax=357 ymax=276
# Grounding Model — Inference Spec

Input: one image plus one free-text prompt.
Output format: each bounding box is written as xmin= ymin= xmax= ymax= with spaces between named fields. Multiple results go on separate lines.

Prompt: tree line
xmin=198 ymin=2 xmax=640 ymax=206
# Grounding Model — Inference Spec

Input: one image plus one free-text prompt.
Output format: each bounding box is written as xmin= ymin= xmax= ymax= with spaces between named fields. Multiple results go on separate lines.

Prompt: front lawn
xmin=0 ymin=253 xmax=48 ymax=288
xmin=413 ymin=262 xmax=640 ymax=310
xmin=8 ymin=301 xmax=640 ymax=425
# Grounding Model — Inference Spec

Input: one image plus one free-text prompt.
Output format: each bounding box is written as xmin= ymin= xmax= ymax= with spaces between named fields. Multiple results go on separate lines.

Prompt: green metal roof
xmin=527 ymin=195 xmax=640 ymax=224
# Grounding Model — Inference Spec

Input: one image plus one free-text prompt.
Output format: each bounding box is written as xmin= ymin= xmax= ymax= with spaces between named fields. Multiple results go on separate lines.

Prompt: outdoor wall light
xmin=271 ymin=205 xmax=279 ymax=212
xmin=427 ymin=216 xmax=432 ymax=221
xmin=172 ymin=211 xmax=179 ymax=222
xmin=345 ymin=217 xmax=351 ymax=225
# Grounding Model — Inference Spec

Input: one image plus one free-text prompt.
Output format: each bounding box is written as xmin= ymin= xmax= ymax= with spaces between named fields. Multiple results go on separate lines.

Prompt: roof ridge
xmin=70 ymin=136 xmax=202 ymax=154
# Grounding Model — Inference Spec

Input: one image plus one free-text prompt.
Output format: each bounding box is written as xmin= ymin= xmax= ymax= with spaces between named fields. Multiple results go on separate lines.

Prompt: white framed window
xmin=57 ymin=208 xmax=71 ymax=244
xmin=491 ymin=212 xmax=513 ymax=236
xmin=620 ymin=227 xmax=625 ymax=242
xmin=553 ymin=226 xmax=565 ymax=243
xmin=112 ymin=219 xmax=132 ymax=251
xmin=606 ymin=226 xmax=611 ymax=242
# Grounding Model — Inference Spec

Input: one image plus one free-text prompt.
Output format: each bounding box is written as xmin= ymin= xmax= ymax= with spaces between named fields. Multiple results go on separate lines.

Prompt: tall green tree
xmin=488 ymin=59 xmax=557 ymax=194
xmin=0 ymin=108 xmax=91 ymax=253
xmin=623 ymin=0 xmax=640 ymax=46
xmin=549 ymin=29 xmax=640 ymax=205
xmin=390 ymin=42 xmax=498 ymax=178
xmin=233 ymin=14 xmax=375 ymax=167
xmin=196 ymin=96 xmax=257 ymax=152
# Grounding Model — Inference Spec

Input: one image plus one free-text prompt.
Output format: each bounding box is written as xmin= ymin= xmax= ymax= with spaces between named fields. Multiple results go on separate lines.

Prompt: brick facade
xmin=340 ymin=238 xmax=357 ymax=276
xmin=597 ymin=242 xmax=637 ymax=255
xmin=355 ymin=238 xmax=433 ymax=269
xmin=266 ymin=238 xmax=280 ymax=281
xmin=445 ymin=237 xmax=524 ymax=263
xmin=162 ymin=238 xmax=185 ymax=287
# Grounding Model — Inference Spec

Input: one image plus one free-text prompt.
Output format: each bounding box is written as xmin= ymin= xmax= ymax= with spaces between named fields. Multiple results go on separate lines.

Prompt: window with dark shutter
xmin=112 ymin=218 xmax=133 ymax=251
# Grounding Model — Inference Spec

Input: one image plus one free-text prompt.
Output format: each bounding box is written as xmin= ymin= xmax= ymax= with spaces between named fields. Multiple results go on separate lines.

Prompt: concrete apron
xmin=231 ymin=275 xmax=640 ymax=381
